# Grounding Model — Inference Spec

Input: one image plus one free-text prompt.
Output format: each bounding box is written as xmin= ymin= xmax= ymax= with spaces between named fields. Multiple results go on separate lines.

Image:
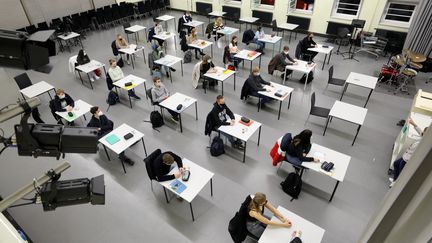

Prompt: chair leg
xmin=276 ymin=161 xmax=283 ymax=175
xmin=150 ymin=180 xmax=154 ymax=191
xmin=304 ymin=113 xmax=311 ymax=126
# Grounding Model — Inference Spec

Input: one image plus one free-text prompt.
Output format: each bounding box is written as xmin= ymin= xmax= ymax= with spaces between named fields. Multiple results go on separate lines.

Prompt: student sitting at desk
xmin=52 ymin=88 xmax=75 ymax=125
xmin=115 ymin=34 xmax=131 ymax=65
xmin=229 ymin=36 xmax=243 ymax=67
xmin=187 ymin=27 xmax=205 ymax=59
xmin=207 ymin=95 xmax=244 ymax=150
xmin=151 ymin=77 xmax=179 ymax=123
xmin=212 ymin=17 xmax=224 ymax=41
xmin=200 ymin=55 xmax=217 ymax=88
xmin=241 ymin=67 xmax=273 ymax=108
xmin=87 ymin=106 xmax=134 ymax=166
xmin=300 ymin=32 xmax=318 ymax=61
xmin=268 ymin=46 xmax=298 ymax=79
xmin=284 ymin=129 xmax=320 ymax=166
xmin=390 ymin=118 xmax=427 ymax=187
xmin=179 ymin=11 xmax=193 ymax=33
xmin=76 ymin=49 xmax=100 ymax=82
xmin=150 ymin=41 xmax=176 ymax=78
xmin=107 ymin=59 xmax=140 ymax=100
xmin=254 ymin=26 xmax=266 ymax=53
xmin=151 ymin=151 xmax=185 ymax=182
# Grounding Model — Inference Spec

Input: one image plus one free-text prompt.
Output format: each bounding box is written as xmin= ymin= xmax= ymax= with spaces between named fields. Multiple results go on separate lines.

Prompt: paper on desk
xmin=170 ymin=180 xmax=187 ymax=194
xmin=314 ymin=152 xmax=325 ymax=161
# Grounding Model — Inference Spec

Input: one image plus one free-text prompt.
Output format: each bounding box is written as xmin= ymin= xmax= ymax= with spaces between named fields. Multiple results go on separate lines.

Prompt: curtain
xmin=403 ymin=0 xmax=432 ymax=57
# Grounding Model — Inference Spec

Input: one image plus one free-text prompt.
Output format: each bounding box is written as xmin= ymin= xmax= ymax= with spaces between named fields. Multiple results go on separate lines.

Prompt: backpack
xmin=299 ymin=71 xmax=314 ymax=84
xmin=117 ymin=57 xmax=124 ymax=68
xmin=151 ymin=68 xmax=162 ymax=79
xmin=184 ymin=50 xmax=192 ymax=63
xmin=280 ymin=172 xmax=302 ymax=201
xmin=106 ymin=91 xmax=120 ymax=106
xmin=210 ymin=136 xmax=225 ymax=157
xmin=150 ymin=111 xmax=164 ymax=128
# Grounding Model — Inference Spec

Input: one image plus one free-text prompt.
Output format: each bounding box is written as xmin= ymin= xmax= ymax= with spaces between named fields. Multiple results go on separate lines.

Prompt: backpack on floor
xmin=281 ymin=172 xmax=302 ymax=201
xmin=149 ymin=111 xmax=164 ymax=128
xmin=210 ymin=137 xmax=225 ymax=157
xmin=184 ymin=50 xmax=192 ymax=63
xmin=299 ymin=71 xmax=314 ymax=84
xmin=106 ymin=91 xmax=120 ymax=106
xmin=117 ymin=57 xmax=124 ymax=68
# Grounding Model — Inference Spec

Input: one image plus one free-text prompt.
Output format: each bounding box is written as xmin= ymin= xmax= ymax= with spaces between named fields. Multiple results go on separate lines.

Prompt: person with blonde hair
xmin=115 ymin=34 xmax=131 ymax=65
xmin=187 ymin=27 xmax=205 ymax=59
xmin=108 ymin=59 xmax=140 ymax=100
xmin=212 ymin=17 xmax=225 ymax=41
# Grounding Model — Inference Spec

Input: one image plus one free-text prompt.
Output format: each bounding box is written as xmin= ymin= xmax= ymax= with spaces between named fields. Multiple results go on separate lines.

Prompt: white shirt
xmin=402 ymin=126 xmax=423 ymax=162
xmin=108 ymin=66 xmax=124 ymax=82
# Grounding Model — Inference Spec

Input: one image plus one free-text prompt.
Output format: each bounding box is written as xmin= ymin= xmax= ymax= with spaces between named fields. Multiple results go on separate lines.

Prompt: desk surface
xmin=55 ymin=99 xmax=92 ymax=122
xmin=99 ymin=123 xmax=144 ymax=154
xmin=208 ymin=11 xmax=226 ymax=17
xmin=125 ymin=25 xmax=146 ymax=32
xmin=346 ymin=72 xmax=378 ymax=90
xmin=239 ymin=17 xmax=260 ymax=23
xmin=305 ymin=143 xmax=351 ymax=182
xmin=156 ymin=15 xmax=175 ymax=21
xmin=20 ymin=81 xmax=54 ymax=98
xmin=159 ymin=92 xmax=197 ymax=113
xmin=58 ymin=32 xmax=80 ymax=40
xmin=330 ymin=101 xmax=367 ymax=125
xmin=188 ymin=39 xmax=213 ymax=49
xmin=278 ymin=23 xmax=299 ymax=30
xmin=258 ymin=82 xmax=294 ymax=101
xmin=75 ymin=60 xmax=105 ymax=73
xmin=285 ymin=60 xmax=316 ymax=73
xmin=217 ymin=26 xmax=239 ymax=35
xmin=119 ymin=44 xmax=144 ymax=55
xmin=204 ymin=66 xmax=236 ymax=81
xmin=258 ymin=34 xmax=282 ymax=44
xmin=113 ymin=74 xmax=146 ymax=91
xmin=153 ymin=32 xmax=176 ymax=40
xmin=159 ymin=158 xmax=214 ymax=203
xmin=154 ymin=55 xmax=182 ymax=67
xmin=183 ymin=20 xmax=205 ymax=27
xmin=259 ymin=206 xmax=325 ymax=243
xmin=308 ymin=44 xmax=334 ymax=54
xmin=218 ymin=114 xmax=262 ymax=142
xmin=28 ymin=30 xmax=55 ymax=42
xmin=234 ymin=49 xmax=262 ymax=61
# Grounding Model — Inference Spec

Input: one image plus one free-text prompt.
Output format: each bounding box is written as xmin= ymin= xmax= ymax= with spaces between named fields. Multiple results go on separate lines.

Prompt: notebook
xmin=170 ymin=180 xmax=187 ymax=194
xmin=105 ymin=134 xmax=120 ymax=145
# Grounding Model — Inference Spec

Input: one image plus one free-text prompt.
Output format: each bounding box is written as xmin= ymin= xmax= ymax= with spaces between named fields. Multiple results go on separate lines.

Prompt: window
xmin=289 ymin=0 xmax=314 ymax=13
xmin=260 ymin=0 xmax=275 ymax=5
xmin=252 ymin=0 xmax=275 ymax=8
xmin=381 ymin=2 xmax=416 ymax=26
xmin=332 ymin=0 xmax=362 ymax=18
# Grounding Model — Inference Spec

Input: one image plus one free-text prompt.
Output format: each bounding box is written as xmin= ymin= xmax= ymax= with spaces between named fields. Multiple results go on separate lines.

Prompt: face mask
xmin=83 ymin=52 xmax=86 ymax=56
xmin=254 ymin=73 xmax=260 ymax=76
xmin=208 ymin=59 xmax=212 ymax=63
xmin=284 ymin=51 xmax=289 ymax=55
xmin=98 ymin=111 xmax=103 ymax=116
xmin=151 ymin=43 xmax=157 ymax=50
xmin=58 ymin=94 xmax=65 ymax=99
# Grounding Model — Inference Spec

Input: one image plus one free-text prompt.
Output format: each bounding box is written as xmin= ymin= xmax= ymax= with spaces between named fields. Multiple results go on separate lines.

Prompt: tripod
xmin=342 ymin=26 xmax=361 ymax=62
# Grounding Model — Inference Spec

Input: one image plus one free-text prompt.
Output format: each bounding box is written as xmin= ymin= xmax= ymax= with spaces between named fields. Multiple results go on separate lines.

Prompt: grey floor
xmin=1 ymin=10 xmax=431 ymax=243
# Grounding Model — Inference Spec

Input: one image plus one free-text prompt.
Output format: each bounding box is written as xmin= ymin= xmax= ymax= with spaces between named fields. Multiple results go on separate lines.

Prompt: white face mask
xmin=98 ymin=111 xmax=103 ymax=116
xmin=208 ymin=59 xmax=212 ymax=63
xmin=284 ymin=51 xmax=289 ymax=55
xmin=58 ymin=94 xmax=65 ymax=99
xmin=255 ymin=73 xmax=260 ymax=76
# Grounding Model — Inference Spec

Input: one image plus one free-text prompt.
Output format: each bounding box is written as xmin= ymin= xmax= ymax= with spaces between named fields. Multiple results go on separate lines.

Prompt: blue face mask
xmin=151 ymin=43 xmax=157 ymax=50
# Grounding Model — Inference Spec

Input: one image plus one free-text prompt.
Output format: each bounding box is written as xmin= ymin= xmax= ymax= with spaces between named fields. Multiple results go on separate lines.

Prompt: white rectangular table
xmin=284 ymin=60 xmax=316 ymax=90
xmin=258 ymin=82 xmax=294 ymax=120
xmin=75 ymin=60 xmax=106 ymax=89
xmin=340 ymin=72 xmax=378 ymax=107
xmin=188 ymin=39 xmax=214 ymax=57
xmin=183 ymin=20 xmax=205 ymax=36
xmin=218 ymin=114 xmax=262 ymax=162
xmin=156 ymin=15 xmax=176 ymax=31
xmin=259 ymin=206 xmax=325 ymax=243
xmin=154 ymin=54 xmax=183 ymax=83
xmin=278 ymin=23 xmax=299 ymax=43
xmin=113 ymin=74 xmax=147 ymax=108
xmin=323 ymin=101 xmax=368 ymax=146
xmin=159 ymin=158 xmax=214 ymax=221
xmin=258 ymin=34 xmax=283 ymax=57
xmin=153 ymin=32 xmax=177 ymax=52
xmin=159 ymin=92 xmax=198 ymax=133
xmin=234 ymin=49 xmax=262 ymax=72
xmin=118 ymin=44 xmax=146 ymax=69
xmin=125 ymin=25 xmax=147 ymax=44
xmin=239 ymin=17 xmax=259 ymax=31
xmin=55 ymin=99 xmax=92 ymax=124
xmin=203 ymin=66 xmax=236 ymax=95
xmin=208 ymin=11 xmax=226 ymax=22
xmin=57 ymin=32 xmax=82 ymax=52
xmin=216 ymin=26 xmax=239 ymax=42
xmin=99 ymin=123 xmax=147 ymax=173
xmin=307 ymin=44 xmax=334 ymax=70
xmin=19 ymin=81 xmax=55 ymax=100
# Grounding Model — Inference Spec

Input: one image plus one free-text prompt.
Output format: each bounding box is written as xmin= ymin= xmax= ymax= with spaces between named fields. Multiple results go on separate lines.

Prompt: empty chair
xmin=123 ymin=22 xmax=133 ymax=42
xmin=326 ymin=66 xmax=346 ymax=91
xmin=335 ymin=27 xmax=350 ymax=55
xmin=78 ymin=12 xmax=91 ymax=31
xmin=137 ymin=2 xmax=147 ymax=17
xmin=95 ymin=8 xmax=106 ymax=28
xmin=37 ymin=22 xmax=49 ymax=30
xmin=271 ymin=19 xmax=282 ymax=34
xmin=305 ymin=92 xmax=330 ymax=125
xmin=143 ymin=149 xmax=162 ymax=190
xmin=103 ymin=6 xmax=114 ymax=25
xmin=50 ymin=18 xmax=63 ymax=31
xmin=111 ymin=5 xmax=122 ymax=23
xmin=25 ymin=25 xmax=37 ymax=35
xmin=14 ymin=73 xmax=32 ymax=90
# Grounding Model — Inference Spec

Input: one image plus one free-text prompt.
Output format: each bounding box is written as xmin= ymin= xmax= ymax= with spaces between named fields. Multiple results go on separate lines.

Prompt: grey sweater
xmin=151 ymin=83 xmax=170 ymax=103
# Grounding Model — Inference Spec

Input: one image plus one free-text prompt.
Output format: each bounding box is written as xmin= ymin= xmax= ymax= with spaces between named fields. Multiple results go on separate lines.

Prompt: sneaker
xmin=166 ymin=72 xmax=170 ymax=78
xmin=389 ymin=181 xmax=395 ymax=188
xmin=124 ymin=158 xmax=135 ymax=166
xmin=389 ymin=178 xmax=394 ymax=183
xmin=95 ymin=75 xmax=101 ymax=80
xmin=132 ymin=94 xmax=141 ymax=100
xmin=127 ymin=60 xmax=131 ymax=65
xmin=90 ymin=77 xmax=95 ymax=82
xmin=170 ymin=67 xmax=176 ymax=72
xmin=236 ymin=143 xmax=245 ymax=150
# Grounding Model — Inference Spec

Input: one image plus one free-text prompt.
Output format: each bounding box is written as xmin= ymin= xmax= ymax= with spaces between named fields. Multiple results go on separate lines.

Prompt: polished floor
xmin=1 ymin=10 xmax=431 ymax=243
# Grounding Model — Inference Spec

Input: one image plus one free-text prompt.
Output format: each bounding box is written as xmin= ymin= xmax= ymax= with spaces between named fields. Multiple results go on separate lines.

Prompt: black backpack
xmin=150 ymin=111 xmax=164 ymax=128
xmin=184 ymin=50 xmax=192 ymax=63
xmin=106 ymin=91 xmax=120 ymax=106
xmin=281 ymin=172 xmax=302 ymax=201
xmin=299 ymin=71 xmax=314 ymax=84
xmin=210 ymin=137 xmax=225 ymax=157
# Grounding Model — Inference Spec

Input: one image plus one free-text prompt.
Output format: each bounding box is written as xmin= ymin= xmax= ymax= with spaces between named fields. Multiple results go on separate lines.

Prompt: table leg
xmin=243 ymin=141 xmax=247 ymax=163
xmin=211 ymin=44 xmax=213 ymax=57
xmin=234 ymin=73 xmax=236 ymax=91
xmin=163 ymin=187 xmax=169 ymax=203
xmin=87 ymin=73 xmax=94 ymax=89
xmin=142 ymin=49 xmax=146 ymax=64
xmin=304 ymin=72 xmax=308 ymax=90
xmin=173 ymin=19 xmax=176 ymax=32
xmin=283 ymin=68 xmax=287 ymax=85
xmin=259 ymin=55 xmax=262 ymax=68
xmin=278 ymin=101 xmax=282 ymax=120
xmin=103 ymin=66 xmax=107 ymax=78
xmin=103 ymin=144 xmax=111 ymax=161
xmin=322 ymin=54 xmax=327 ymax=70
xmin=289 ymin=31 xmax=293 ymax=43
xmin=328 ymin=50 xmax=332 ymax=64
xmin=126 ymin=33 xmax=130 ymax=43
xmin=179 ymin=113 xmax=183 ymax=133
xmin=135 ymin=32 xmax=139 ymax=44
xmin=257 ymin=126 xmax=261 ymax=146
xmin=221 ymin=82 xmax=224 ymax=95
xmin=47 ymin=90 xmax=53 ymax=100
xmin=145 ymin=29 xmax=148 ymax=42
xmin=288 ymin=93 xmax=292 ymax=109
xmin=79 ymin=37 xmax=84 ymax=49
xmin=181 ymin=61 xmax=184 ymax=76
xmin=131 ymin=56 xmax=135 ymax=69
xmin=143 ymin=82 xmax=148 ymax=99
xmin=329 ymin=181 xmax=340 ymax=202
xmin=169 ymin=68 xmax=173 ymax=83
xmin=202 ymin=25 xmax=205 ymax=36
xmin=121 ymin=159 xmax=127 ymax=174
xmin=257 ymin=97 xmax=261 ymax=112
xmin=210 ymin=178 xmax=213 ymax=196
xmin=272 ymin=43 xmax=275 ymax=57
xmin=141 ymin=137 xmax=147 ymax=156
xmin=340 ymin=83 xmax=348 ymax=101
xmin=352 ymin=125 xmax=361 ymax=146
xmin=364 ymin=89 xmax=373 ymax=108
xmin=250 ymin=61 xmax=252 ymax=73
xmin=323 ymin=116 xmax=331 ymax=136
xmin=189 ymin=202 xmax=195 ymax=221
xmin=195 ymin=102 xmax=198 ymax=120
xmin=174 ymin=36 xmax=177 ymax=50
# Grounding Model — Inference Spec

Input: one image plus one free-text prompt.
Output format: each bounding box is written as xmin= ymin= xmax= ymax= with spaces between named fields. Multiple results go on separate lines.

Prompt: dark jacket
xmin=286 ymin=139 xmax=313 ymax=162
xmin=242 ymin=29 xmax=255 ymax=45
xmin=53 ymin=93 xmax=75 ymax=112
xmin=245 ymin=74 xmax=270 ymax=93
xmin=300 ymin=36 xmax=316 ymax=53
xmin=87 ymin=115 xmax=114 ymax=138
xmin=76 ymin=54 xmax=90 ymax=65
xmin=228 ymin=195 xmax=253 ymax=243
xmin=147 ymin=27 xmax=155 ymax=43
xmin=151 ymin=151 xmax=183 ymax=182
xmin=210 ymin=102 xmax=235 ymax=129
xmin=200 ymin=61 xmax=215 ymax=75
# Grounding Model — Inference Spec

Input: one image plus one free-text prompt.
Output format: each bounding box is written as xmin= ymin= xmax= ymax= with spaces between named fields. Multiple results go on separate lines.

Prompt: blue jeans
xmin=251 ymin=91 xmax=271 ymax=105
xmin=254 ymin=39 xmax=265 ymax=51
xmin=393 ymin=157 xmax=407 ymax=180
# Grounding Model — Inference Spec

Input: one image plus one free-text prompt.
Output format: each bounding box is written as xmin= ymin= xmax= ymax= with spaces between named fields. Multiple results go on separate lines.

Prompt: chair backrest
xmin=223 ymin=45 xmax=231 ymax=64
xmin=337 ymin=27 xmax=350 ymax=38
xmin=144 ymin=149 xmax=162 ymax=181
xmin=271 ymin=19 xmax=278 ymax=31
xmin=123 ymin=22 xmax=131 ymax=29
xmin=48 ymin=99 xmax=60 ymax=121
xmin=328 ymin=65 xmax=334 ymax=83
xmin=295 ymin=41 xmax=302 ymax=59
xmin=111 ymin=40 xmax=119 ymax=56
xmin=146 ymin=88 xmax=155 ymax=105
xmin=14 ymin=73 xmax=32 ymax=90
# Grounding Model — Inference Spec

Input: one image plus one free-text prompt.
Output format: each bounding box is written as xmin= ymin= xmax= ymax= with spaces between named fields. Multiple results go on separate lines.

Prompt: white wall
xmin=0 ymin=0 xmax=30 ymax=29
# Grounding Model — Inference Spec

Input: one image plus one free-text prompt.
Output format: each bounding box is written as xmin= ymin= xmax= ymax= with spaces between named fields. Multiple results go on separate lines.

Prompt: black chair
xmin=336 ymin=27 xmax=350 ymax=55
xmin=103 ymin=6 xmax=114 ymax=26
xmin=305 ymin=92 xmax=330 ymax=125
xmin=123 ymin=23 xmax=133 ymax=42
xmin=95 ymin=8 xmax=106 ymax=28
xmin=119 ymin=4 xmax=129 ymax=21
xmin=143 ymin=149 xmax=162 ymax=190
xmin=37 ymin=22 xmax=49 ymax=30
xmin=111 ymin=5 xmax=122 ymax=23
xmin=14 ymin=73 xmax=33 ymax=99
xmin=111 ymin=40 xmax=119 ymax=57
xmin=271 ymin=19 xmax=282 ymax=34
xmin=138 ymin=2 xmax=147 ymax=18
xmin=16 ymin=28 xmax=27 ymax=33
xmin=78 ymin=12 xmax=91 ymax=31
xmin=326 ymin=66 xmax=346 ymax=91
xmin=25 ymin=25 xmax=37 ymax=35
xmin=126 ymin=3 xmax=135 ymax=19
xmin=49 ymin=100 xmax=62 ymax=124
xmin=50 ymin=18 xmax=63 ymax=31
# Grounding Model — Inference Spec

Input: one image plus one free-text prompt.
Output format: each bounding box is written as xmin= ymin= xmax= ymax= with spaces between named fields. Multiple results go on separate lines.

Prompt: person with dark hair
xmin=181 ymin=11 xmax=193 ymax=33
xmin=52 ymin=88 xmax=75 ymax=125
xmin=244 ymin=67 xmax=273 ymax=108
xmin=254 ymin=26 xmax=266 ymax=53
xmin=87 ymin=106 xmax=134 ymax=165
xmin=76 ymin=49 xmax=100 ymax=82
xmin=300 ymin=32 xmax=318 ymax=61
xmin=268 ymin=46 xmax=298 ymax=79
xmin=151 ymin=77 xmax=179 ymax=122
xmin=229 ymin=36 xmax=242 ymax=67
xmin=285 ymin=129 xmax=320 ymax=164
xmin=151 ymin=151 xmax=185 ymax=182
xmin=208 ymin=95 xmax=244 ymax=149
xmin=108 ymin=59 xmax=140 ymax=100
